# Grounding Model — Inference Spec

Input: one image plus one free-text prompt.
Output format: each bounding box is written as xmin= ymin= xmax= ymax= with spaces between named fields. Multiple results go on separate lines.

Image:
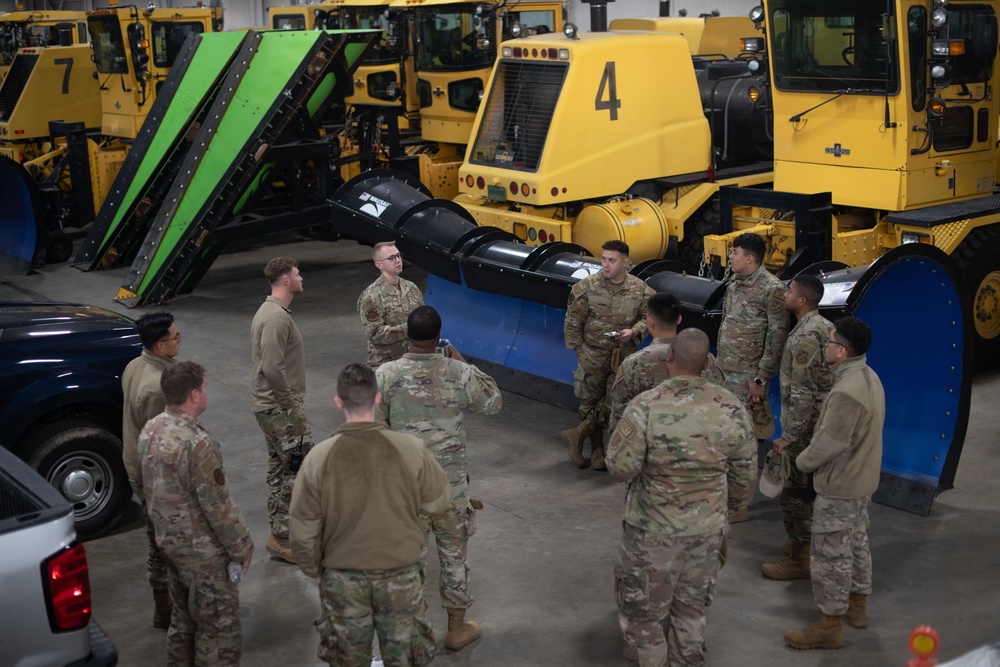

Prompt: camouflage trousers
xmin=573 ymin=345 xmax=628 ymax=430
xmin=316 ymin=564 xmax=435 ymax=667
xmin=614 ymin=523 xmax=725 ymax=667
xmin=811 ymin=495 xmax=872 ymax=616
xmin=420 ymin=504 xmax=478 ymax=609
xmin=720 ymin=369 xmax=753 ymax=403
xmin=254 ymin=401 xmax=313 ymax=540
xmin=779 ymin=442 xmax=813 ymax=543
xmin=130 ymin=478 xmax=169 ymax=590
xmin=165 ymin=559 xmax=241 ymax=666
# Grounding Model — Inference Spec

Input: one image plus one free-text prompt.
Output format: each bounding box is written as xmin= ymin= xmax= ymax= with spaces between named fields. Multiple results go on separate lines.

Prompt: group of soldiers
xmin=565 ymin=235 xmax=885 ymax=664
xmin=121 ymin=232 xmax=885 ymax=667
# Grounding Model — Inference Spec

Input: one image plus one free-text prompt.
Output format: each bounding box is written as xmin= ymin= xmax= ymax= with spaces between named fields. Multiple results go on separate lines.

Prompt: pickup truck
xmin=0 ymin=445 xmax=118 ymax=666
xmin=0 ymin=301 xmax=141 ymax=537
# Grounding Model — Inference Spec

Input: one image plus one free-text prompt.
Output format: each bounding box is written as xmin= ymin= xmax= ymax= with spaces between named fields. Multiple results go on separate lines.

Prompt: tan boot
xmin=728 ymin=506 xmax=749 ymax=524
xmin=152 ymin=587 xmax=171 ymax=629
xmin=445 ymin=608 xmax=482 ymax=651
xmin=784 ymin=614 xmax=845 ymax=650
xmin=761 ymin=540 xmax=811 ymax=580
xmin=845 ymin=593 xmax=868 ymax=629
xmin=266 ymin=534 xmax=296 ymax=564
xmin=561 ymin=421 xmax=592 ymax=468
xmin=589 ymin=429 xmax=606 ymax=470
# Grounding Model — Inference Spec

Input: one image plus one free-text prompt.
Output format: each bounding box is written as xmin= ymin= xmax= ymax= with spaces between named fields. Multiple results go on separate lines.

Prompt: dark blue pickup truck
xmin=0 ymin=301 xmax=141 ymax=537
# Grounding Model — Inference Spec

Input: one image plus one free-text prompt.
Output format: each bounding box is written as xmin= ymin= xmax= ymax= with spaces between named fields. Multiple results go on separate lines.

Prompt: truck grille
xmin=469 ymin=60 xmax=566 ymax=172
xmin=0 ymin=54 xmax=39 ymax=122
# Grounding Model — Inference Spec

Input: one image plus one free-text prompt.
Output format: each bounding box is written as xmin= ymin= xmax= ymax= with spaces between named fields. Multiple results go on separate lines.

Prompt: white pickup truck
xmin=0 ymin=446 xmax=117 ymax=667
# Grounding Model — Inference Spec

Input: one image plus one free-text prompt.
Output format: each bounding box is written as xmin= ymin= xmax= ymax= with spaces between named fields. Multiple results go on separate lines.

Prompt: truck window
xmin=769 ymin=0 xmax=899 ymax=94
xmin=414 ymin=8 xmax=496 ymax=71
xmin=88 ymin=15 xmax=129 ymax=75
xmin=273 ymin=14 xmax=307 ymax=31
xmin=152 ymin=21 xmax=205 ymax=68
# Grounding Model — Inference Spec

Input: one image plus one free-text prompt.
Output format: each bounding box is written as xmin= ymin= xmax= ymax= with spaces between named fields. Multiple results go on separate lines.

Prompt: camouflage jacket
xmin=608 ymin=337 xmax=726 ymax=431
xmin=357 ymin=275 xmax=424 ymax=368
xmin=606 ymin=376 xmax=756 ymax=537
xmin=716 ymin=265 xmax=789 ymax=381
xmin=250 ymin=296 xmax=306 ymax=412
xmin=564 ymin=272 xmax=654 ymax=353
xmin=121 ymin=349 xmax=175 ymax=484
xmin=798 ymin=356 xmax=885 ymax=499
xmin=140 ymin=408 xmax=252 ymax=567
xmin=779 ymin=310 xmax=834 ymax=444
xmin=375 ymin=353 xmax=502 ymax=504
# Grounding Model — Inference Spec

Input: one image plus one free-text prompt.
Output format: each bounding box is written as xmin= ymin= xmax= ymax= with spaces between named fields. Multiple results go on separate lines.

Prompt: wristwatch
xmin=753 ymin=376 xmax=766 ymax=386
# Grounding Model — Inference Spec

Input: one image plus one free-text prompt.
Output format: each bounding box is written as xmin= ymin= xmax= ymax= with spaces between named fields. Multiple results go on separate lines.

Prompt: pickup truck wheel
xmin=28 ymin=422 xmax=130 ymax=539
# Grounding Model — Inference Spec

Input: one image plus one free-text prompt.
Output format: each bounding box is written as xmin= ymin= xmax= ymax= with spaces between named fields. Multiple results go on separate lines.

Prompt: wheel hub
xmin=61 ymin=468 xmax=95 ymax=503
xmin=974 ymin=271 xmax=1000 ymax=340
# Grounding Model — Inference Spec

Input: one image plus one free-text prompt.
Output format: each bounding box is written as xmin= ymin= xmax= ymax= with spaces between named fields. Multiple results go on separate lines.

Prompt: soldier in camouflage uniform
xmin=289 ymin=364 xmax=451 ymax=667
xmin=357 ymin=242 xmax=424 ymax=369
xmin=251 ymin=257 xmax=313 ymax=564
xmin=762 ymin=274 xmax=834 ymax=580
xmin=121 ymin=311 xmax=180 ymax=628
xmin=608 ymin=292 xmax=725 ymax=432
xmin=375 ymin=306 xmax=502 ymax=652
xmin=140 ymin=362 xmax=253 ymax=667
xmin=607 ymin=328 xmax=756 ymax=667
xmin=784 ymin=317 xmax=884 ymax=651
xmin=716 ymin=232 xmax=788 ymax=522
xmin=563 ymin=240 xmax=654 ymax=470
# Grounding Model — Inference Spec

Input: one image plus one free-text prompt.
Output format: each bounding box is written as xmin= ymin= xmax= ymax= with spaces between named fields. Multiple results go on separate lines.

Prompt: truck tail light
xmin=44 ymin=543 xmax=92 ymax=631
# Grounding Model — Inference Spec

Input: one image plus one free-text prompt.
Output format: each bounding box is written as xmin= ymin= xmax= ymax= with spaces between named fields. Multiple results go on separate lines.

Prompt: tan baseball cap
xmin=759 ymin=449 xmax=789 ymax=498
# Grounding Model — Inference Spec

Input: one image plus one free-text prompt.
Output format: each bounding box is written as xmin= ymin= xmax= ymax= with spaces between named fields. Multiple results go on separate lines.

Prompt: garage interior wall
xmin=1 ymin=0 xmax=756 ymax=31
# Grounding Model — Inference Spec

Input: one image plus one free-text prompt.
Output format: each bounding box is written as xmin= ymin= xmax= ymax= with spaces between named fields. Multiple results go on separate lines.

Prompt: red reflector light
xmin=510 ymin=181 xmax=518 ymax=194
xmin=521 ymin=183 xmax=530 ymax=196
xmin=548 ymin=48 xmax=558 ymax=59
xmin=513 ymin=47 xmax=522 ymax=57
xmin=476 ymin=176 xmax=485 ymax=189
xmin=551 ymin=187 xmax=558 ymax=196
xmin=465 ymin=175 xmax=474 ymax=187
xmin=532 ymin=48 xmax=538 ymax=57
xmin=539 ymin=230 xmax=548 ymax=242
xmin=14 ymin=130 xmax=24 ymax=135
xmin=46 ymin=543 xmax=92 ymax=631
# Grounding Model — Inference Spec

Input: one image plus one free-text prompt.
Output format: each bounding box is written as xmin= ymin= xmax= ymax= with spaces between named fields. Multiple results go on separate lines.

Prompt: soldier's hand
xmin=470 ymin=498 xmax=484 ymax=510
xmin=772 ymin=437 xmax=791 ymax=453
xmin=242 ymin=555 xmax=253 ymax=576
xmin=617 ymin=328 xmax=634 ymax=342
xmin=747 ymin=381 xmax=766 ymax=403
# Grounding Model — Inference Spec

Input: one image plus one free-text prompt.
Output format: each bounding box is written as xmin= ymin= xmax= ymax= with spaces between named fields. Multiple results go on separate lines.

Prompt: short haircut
xmin=732 ymin=232 xmax=766 ymax=265
xmin=263 ymin=257 xmax=298 ymax=284
xmin=833 ymin=316 xmax=872 ymax=357
xmin=791 ymin=274 xmax=824 ymax=307
xmin=671 ymin=328 xmax=710 ymax=374
xmin=337 ymin=363 xmax=378 ymax=412
xmin=407 ymin=305 xmax=442 ymax=342
xmin=136 ymin=312 xmax=174 ymax=349
xmin=160 ymin=361 xmax=205 ymax=406
xmin=602 ymin=239 xmax=630 ymax=257
xmin=372 ymin=241 xmax=396 ymax=261
xmin=648 ymin=292 xmax=681 ymax=328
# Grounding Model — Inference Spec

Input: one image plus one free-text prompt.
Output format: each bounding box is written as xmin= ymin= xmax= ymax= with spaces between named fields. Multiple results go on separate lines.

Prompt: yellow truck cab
xmin=0 ymin=10 xmax=88 ymax=83
xmin=87 ymin=5 xmax=223 ymax=139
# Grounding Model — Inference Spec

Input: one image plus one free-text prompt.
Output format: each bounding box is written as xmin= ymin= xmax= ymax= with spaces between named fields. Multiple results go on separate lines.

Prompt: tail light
xmin=44 ymin=542 xmax=92 ymax=632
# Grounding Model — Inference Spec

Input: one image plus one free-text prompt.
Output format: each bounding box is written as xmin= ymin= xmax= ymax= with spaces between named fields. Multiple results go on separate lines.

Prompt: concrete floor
xmin=3 ymin=233 xmax=999 ymax=666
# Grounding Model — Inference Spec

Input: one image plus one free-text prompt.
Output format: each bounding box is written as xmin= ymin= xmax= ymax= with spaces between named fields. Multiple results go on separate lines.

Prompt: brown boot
xmin=728 ymin=506 xmax=749 ymax=524
xmin=589 ymin=429 xmax=606 ymax=470
xmin=561 ymin=421 xmax=592 ymax=468
xmin=266 ymin=534 xmax=296 ymax=564
xmin=784 ymin=614 xmax=844 ymax=650
xmin=152 ymin=587 xmax=171 ymax=629
xmin=845 ymin=594 xmax=868 ymax=629
xmin=445 ymin=608 xmax=482 ymax=651
xmin=761 ymin=540 xmax=810 ymax=580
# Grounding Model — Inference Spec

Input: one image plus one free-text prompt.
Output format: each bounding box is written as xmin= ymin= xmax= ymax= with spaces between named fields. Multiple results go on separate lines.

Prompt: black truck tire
xmin=27 ymin=421 xmax=130 ymax=539
xmin=953 ymin=224 xmax=1000 ymax=369
xmin=679 ymin=198 xmax=723 ymax=276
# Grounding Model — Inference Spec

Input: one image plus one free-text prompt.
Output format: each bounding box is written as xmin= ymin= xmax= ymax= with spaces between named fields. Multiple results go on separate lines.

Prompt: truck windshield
xmin=89 ymin=15 xmax=129 ymax=74
xmin=769 ymin=0 xmax=899 ymax=94
xmin=151 ymin=22 xmax=205 ymax=68
xmin=318 ymin=7 xmax=397 ymax=65
xmin=468 ymin=60 xmax=566 ymax=172
xmin=414 ymin=6 xmax=495 ymax=71
xmin=1 ymin=21 xmax=81 ymax=65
